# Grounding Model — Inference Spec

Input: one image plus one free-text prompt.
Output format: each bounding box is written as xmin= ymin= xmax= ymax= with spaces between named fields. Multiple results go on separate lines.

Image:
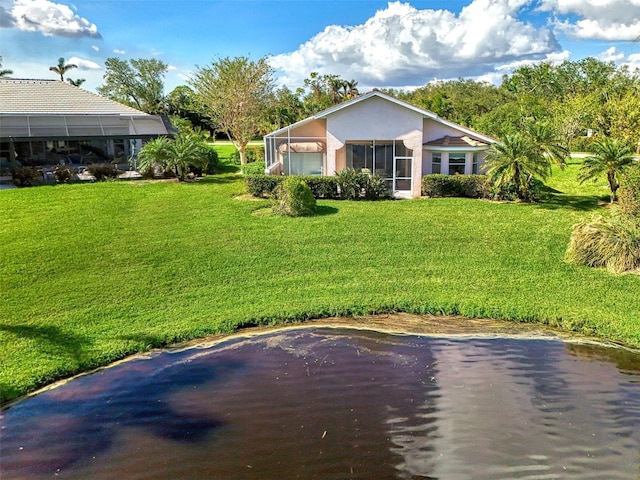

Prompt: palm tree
xmin=137 ymin=134 xmax=208 ymax=180
xmin=525 ymin=121 xmax=569 ymax=168
xmin=49 ymin=57 xmax=77 ymax=81
xmin=578 ymin=137 xmax=636 ymax=202
xmin=0 ymin=56 xmax=13 ymax=77
xmin=342 ymin=80 xmax=359 ymax=100
xmin=67 ymin=78 xmax=86 ymax=87
xmin=483 ymin=132 xmax=552 ymax=200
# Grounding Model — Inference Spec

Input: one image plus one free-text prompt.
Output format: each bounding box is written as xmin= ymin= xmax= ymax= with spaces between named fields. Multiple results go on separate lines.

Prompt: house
xmin=0 ymin=79 xmax=174 ymax=170
xmin=264 ymin=89 xmax=496 ymax=198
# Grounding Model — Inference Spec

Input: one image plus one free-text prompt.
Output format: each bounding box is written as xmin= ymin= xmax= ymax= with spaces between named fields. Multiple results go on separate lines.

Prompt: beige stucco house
xmin=264 ymin=90 xmax=496 ymax=198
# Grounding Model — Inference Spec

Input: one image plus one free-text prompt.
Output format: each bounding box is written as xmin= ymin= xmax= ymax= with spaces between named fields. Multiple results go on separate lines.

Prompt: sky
xmin=1 ymin=0 xmax=640 ymax=94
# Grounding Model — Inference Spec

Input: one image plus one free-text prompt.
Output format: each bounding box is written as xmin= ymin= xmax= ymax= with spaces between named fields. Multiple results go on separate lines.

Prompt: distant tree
xmin=578 ymin=138 xmax=636 ymax=202
xmin=97 ymin=58 xmax=168 ymax=114
xmin=525 ymin=121 xmax=568 ymax=167
xmin=264 ymin=85 xmax=306 ymax=131
xmin=300 ymin=72 xmax=360 ymax=115
xmin=49 ymin=57 xmax=77 ymax=81
xmin=166 ymin=85 xmax=215 ymax=133
xmin=0 ymin=56 xmax=13 ymax=77
xmin=484 ymin=133 xmax=552 ymax=201
xmin=67 ymin=78 xmax=86 ymax=87
xmin=191 ymin=56 xmax=274 ymax=165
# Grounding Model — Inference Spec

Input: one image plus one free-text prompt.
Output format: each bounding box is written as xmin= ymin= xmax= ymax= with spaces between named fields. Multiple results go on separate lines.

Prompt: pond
xmin=2 ymin=319 xmax=639 ymax=479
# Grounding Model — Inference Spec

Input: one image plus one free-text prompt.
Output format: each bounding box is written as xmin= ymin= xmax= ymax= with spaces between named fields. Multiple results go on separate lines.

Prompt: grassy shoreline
xmin=1 ymin=167 xmax=639 ymax=405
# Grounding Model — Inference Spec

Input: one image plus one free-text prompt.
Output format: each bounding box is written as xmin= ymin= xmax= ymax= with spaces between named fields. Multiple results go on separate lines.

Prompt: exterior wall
xmin=286 ymin=118 xmax=326 ymax=138
xmin=423 ymin=150 xmax=490 ymax=175
xmin=325 ymin=96 xmax=424 ymax=197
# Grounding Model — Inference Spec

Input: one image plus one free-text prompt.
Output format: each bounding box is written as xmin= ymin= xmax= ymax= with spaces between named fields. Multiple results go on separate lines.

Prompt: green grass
xmin=1 ymin=166 xmax=639 ymax=404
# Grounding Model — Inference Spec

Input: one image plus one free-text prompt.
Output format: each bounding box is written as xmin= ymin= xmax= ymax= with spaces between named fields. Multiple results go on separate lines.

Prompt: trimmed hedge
xmin=422 ymin=174 xmax=489 ymax=198
xmin=619 ymin=163 xmax=640 ymax=218
xmin=245 ymin=175 xmax=340 ymax=199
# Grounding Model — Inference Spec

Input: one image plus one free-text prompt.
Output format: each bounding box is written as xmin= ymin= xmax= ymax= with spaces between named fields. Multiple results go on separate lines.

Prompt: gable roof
xmin=424 ymin=135 xmax=489 ymax=148
xmin=0 ymin=79 xmax=147 ymax=115
xmin=265 ymin=89 xmax=496 ymax=144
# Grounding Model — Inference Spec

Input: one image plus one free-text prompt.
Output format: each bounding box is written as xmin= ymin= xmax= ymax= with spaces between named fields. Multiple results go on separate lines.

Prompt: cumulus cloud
xmin=270 ymin=0 xmax=559 ymax=88
xmin=538 ymin=0 xmax=640 ymax=40
xmin=67 ymin=56 xmax=101 ymax=70
xmin=3 ymin=0 xmax=101 ymax=38
xmin=113 ymin=49 xmax=126 ymax=55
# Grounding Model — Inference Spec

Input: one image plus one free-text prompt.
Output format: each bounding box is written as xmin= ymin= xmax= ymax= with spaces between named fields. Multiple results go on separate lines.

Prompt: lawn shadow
xmin=0 ymin=324 xmax=90 ymax=364
xmin=535 ymin=186 xmax=607 ymax=211
xmin=314 ymin=205 xmax=339 ymax=216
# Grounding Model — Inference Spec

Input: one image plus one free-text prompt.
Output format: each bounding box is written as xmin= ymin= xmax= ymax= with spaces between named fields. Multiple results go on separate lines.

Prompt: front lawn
xmin=1 ymin=170 xmax=638 ymax=404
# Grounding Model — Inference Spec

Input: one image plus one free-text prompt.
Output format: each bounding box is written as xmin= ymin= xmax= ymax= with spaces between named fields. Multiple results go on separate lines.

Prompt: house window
xmin=432 ymin=152 xmax=441 ymax=174
xmin=448 ymin=153 xmax=466 ymax=175
xmin=472 ymin=153 xmax=479 ymax=174
xmin=285 ymin=153 xmax=324 ymax=175
xmin=347 ymin=142 xmax=373 ymax=172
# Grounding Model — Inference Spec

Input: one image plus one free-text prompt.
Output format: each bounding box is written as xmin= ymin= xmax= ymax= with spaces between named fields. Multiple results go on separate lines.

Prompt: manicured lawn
xmin=1 ymin=168 xmax=638 ymax=404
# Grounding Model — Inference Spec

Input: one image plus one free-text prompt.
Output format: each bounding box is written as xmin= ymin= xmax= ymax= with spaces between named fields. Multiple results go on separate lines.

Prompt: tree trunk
xmin=237 ymin=144 xmax=247 ymax=166
xmin=608 ymin=170 xmax=618 ymax=203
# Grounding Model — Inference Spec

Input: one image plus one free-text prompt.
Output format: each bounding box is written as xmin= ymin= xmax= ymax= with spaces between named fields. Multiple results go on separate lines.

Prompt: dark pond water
xmin=2 ymin=326 xmax=640 ymax=479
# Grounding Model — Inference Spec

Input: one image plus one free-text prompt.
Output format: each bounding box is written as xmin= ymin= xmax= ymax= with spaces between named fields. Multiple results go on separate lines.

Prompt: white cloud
xmin=6 ymin=0 xmax=100 ymax=38
xmin=67 ymin=56 xmax=101 ymax=70
xmin=91 ymin=45 xmax=99 ymax=52
xmin=596 ymin=46 xmax=626 ymax=63
xmin=538 ymin=0 xmax=640 ymax=40
xmin=167 ymin=64 xmax=177 ymax=71
xmin=113 ymin=49 xmax=126 ymax=55
xmin=625 ymin=53 xmax=640 ymax=72
xmin=269 ymin=0 xmax=559 ymax=88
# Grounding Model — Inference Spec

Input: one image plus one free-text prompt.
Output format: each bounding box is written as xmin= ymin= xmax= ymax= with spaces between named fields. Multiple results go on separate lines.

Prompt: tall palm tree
xmin=49 ymin=57 xmax=77 ymax=81
xmin=342 ymin=79 xmax=359 ymax=100
xmin=0 ymin=56 xmax=13 ymax=77
xmin=483 ymin=132 xmax=552 ymax=200
xmin=578 ymin=137 xmax=636 ymax=202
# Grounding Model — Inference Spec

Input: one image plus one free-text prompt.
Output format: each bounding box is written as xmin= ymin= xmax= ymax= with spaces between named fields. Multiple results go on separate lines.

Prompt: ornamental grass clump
xmin=566 ymin=214 xmax=640 ymax=274
xmin=273 ymin=176 xmax=316 ymax=216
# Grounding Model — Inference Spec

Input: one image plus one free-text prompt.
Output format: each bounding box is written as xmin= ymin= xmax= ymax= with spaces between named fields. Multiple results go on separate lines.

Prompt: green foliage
xmin=273 ymin=177 xmax=316 ymax=216
xmin=618 ymin=163 xmax=640 ymax=217
xmin=336 ymin=168 xmax=367 ymax=200
xmin=566 ymin=213 xmax=640 ymax=274
xmin=422 ymin=174 xmax=489 ymax=198
xmin=490 ymin=177 xmax=545 ymax=202
xmin=49 ymin=57 xmax=77 ymax=81
xmin=53 ymin=164 xmax=74 ymax=184
xmin=242 ymin=161 xmax=266 ymax=175
xmin=362 ymin=174 xmax=391 ymax=200
xmin=578 ymin=137 xmax=636 ymax=202
xmin=191 ymin=56 xmax=274 ymax=165
xmin=87 ymin=163 xmax=120 ymax=181
xmin=231 ymin=145 xmax=265 ymax=165
xmin=97 ymin=58 xmax=168 ymax=114
xmin=245 ymin=174 xmax=284 ymax=197
xmin=303 ymin=177 xmax=339 ymax=199
xmin=484 ymin=133 xmax=552 ymax=201
xmin=137 ymin=134 xmax=210 ymax=180
xmin=12 ymin=167 xmax=41 ymax=187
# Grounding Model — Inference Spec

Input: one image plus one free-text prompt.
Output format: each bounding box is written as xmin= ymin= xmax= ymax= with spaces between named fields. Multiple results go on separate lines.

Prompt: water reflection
xmin=1 ymin=327 xmax=639 ymax=479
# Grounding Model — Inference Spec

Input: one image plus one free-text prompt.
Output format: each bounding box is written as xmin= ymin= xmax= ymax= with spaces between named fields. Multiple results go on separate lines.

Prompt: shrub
xmin=489 ymin=177 xmax=544 ymax=202
xmin=12 ymin=166 xmax=41 ymax=187
xmin=231 ymin=145 xmax=265 ymax=165
xmin=245 ymin=175 xmax=283 ymax=197
xmin=87 ymin=163 xmax=120 ymax=181
xmin=273 ymin=177 xmax=316 ymax=216
xmin=336 ymin=168 xmax=367 ymax=200
xmin=618 ymin=163 xmax=640 ymax=218
xmin=421 ymin=174 xmax=489 ymax=198
xmin=363 ymin=174 xmax=391 ymax=200
xmin=566 ymin=214 xmax=640 ymax=274
xmin=242 ymin=161 xmax=266 ymax=176
xmin=202 ymin=146 xmax=219 ymax=174
xmin=303 ymin=177 xmax=339 ymax=199
xmin=53 ymin=165 xmax=74 ymax=184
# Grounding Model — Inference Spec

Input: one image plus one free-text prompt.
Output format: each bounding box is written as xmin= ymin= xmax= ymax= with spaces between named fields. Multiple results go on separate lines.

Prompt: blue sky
xmin=1 ymin=0 xmax=639 ymax=93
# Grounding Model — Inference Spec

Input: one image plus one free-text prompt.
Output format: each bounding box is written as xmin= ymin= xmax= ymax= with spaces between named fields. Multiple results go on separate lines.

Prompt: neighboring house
xmin=264 ymin=89 xmax=496 ymax=198
xmin=0 ymin=79 xmax=174 ymax=170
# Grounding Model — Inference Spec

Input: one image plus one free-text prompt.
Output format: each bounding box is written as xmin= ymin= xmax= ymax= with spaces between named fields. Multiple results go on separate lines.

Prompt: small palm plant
xmin=137 ymin=134 xmax=208 ymax=181
xmin=578 ymin=137 xmax=636 ymax=202
xmin=483 ymin=133 xmax=552 ymax=201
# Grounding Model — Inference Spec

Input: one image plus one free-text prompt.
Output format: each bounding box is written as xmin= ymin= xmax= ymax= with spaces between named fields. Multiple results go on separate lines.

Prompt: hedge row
xmin=421 ymin=174 xmax=490 ymax=198
xmin=245 ymin=175 xmax=340 ymax=199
